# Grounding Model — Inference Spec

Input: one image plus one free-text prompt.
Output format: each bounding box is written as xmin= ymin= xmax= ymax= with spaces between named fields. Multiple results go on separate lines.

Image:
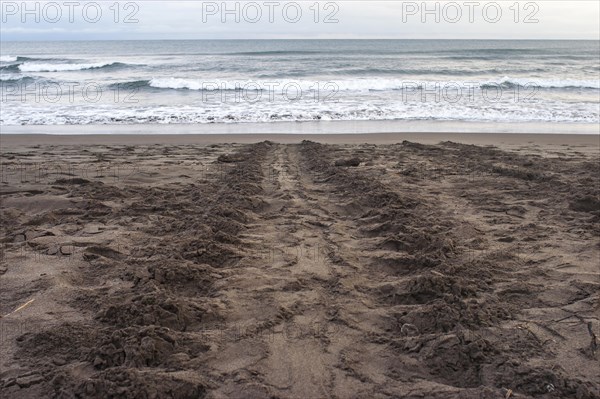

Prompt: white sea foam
xmin=0 ymin=74 xmax=36 ymax=82
xmin=2 ymin=100 xmax=597 ymax=126
xmin=483 ymin=76 xmax=600 ymax=89
xmin=19 ymin=62 xmax=120 ymax=72
xmin=147 ymin=77 xmax=600 ymax=93
xmin=149 ymin=78 xmax=206 ymax=90
xmin=0 ymin=55 xmax=18 ymax=63
xmin=148 ymin=77 xmax=410 ymax=92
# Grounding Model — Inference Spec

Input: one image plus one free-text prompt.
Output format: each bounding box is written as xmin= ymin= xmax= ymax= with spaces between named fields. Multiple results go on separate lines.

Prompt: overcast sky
xmin=1 ymin=1 xmax=599 ymax=41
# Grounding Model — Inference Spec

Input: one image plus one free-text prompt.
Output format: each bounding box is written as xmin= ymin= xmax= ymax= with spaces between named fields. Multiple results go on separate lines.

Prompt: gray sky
xmin=1 ymin=1 xmax=599 ymax=40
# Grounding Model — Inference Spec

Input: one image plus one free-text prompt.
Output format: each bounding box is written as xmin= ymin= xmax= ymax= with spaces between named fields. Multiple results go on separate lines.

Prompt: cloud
xmin=0 ymin=1 xmax=598 ymax=40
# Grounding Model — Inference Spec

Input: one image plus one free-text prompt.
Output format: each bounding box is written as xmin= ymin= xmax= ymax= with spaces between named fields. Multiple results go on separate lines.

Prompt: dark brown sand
xmin=1 ymin=134 xmax=599 ymax=398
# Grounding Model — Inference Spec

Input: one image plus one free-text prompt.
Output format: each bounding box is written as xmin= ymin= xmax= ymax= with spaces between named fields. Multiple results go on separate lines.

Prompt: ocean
xmin=1 ymin=40 xmax=599 ymax=129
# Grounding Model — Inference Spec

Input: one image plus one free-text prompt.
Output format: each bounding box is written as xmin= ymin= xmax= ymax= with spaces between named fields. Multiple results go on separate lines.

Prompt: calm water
xmin=1 ymin=40 xmax=599 ymax=126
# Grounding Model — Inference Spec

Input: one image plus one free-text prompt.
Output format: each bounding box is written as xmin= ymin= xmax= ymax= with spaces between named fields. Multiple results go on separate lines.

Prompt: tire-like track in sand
xmin=1 ymin=141 xmax=598 ymax=399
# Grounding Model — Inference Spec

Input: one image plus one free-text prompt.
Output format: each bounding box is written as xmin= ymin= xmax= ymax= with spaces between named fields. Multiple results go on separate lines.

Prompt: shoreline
xmin=1 ymin=132 xmax=599 ymax=147
xmin=1 ymin=120 xmax=598 ymax=137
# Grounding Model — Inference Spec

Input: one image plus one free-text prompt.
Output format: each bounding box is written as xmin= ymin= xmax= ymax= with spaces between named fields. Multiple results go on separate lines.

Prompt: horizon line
xmin=2 ymin=38 xmax=599 ymax=42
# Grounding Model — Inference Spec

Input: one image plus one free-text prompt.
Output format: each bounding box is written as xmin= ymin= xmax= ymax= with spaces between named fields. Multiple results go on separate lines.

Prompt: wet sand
xmin=2 ymin=132 xmax=599 ymax=146
xmin=1 ymin=134 xmax=599 ymax=398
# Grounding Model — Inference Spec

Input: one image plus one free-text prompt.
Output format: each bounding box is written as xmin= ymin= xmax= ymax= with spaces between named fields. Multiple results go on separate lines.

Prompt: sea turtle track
xmin=1 ymin=141 xmax=598 ymax=398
